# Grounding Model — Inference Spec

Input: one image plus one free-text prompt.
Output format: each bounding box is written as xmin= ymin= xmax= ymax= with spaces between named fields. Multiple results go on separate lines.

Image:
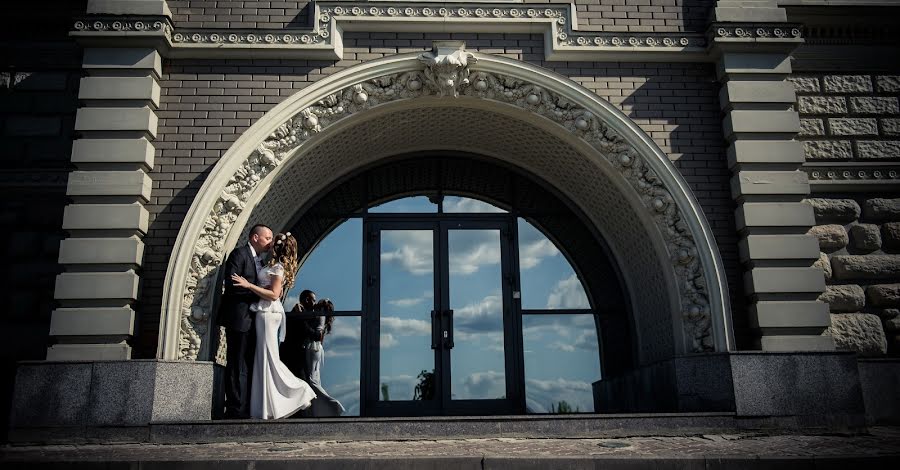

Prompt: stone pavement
xmin=2 ymin=427 xmax=900 ymax=468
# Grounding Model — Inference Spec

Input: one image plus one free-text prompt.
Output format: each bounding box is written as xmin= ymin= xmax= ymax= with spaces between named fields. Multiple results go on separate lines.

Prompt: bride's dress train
xmin=249 ymin=263 xmax=316 ymax=419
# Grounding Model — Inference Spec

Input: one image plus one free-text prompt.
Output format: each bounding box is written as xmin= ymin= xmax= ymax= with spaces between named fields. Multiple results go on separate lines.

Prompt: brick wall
xmin=168 ymin=1 xmax=714 ymax=33
xmin=135 ymin=31 xmax=737 ymax=356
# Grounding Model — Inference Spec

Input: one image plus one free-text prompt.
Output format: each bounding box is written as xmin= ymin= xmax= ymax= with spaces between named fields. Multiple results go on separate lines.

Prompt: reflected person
xmin=305 ymin=299 xmax=346 ymax=417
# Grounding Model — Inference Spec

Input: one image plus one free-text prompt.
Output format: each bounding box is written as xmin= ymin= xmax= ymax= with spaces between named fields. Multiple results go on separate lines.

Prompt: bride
xmin=231 ymin=232 xmax=316 ymax=419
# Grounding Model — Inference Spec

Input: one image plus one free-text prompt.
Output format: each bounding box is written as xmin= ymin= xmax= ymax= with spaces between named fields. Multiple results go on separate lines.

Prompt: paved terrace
xmin=3 ymin=426 xmax=899 ymax=468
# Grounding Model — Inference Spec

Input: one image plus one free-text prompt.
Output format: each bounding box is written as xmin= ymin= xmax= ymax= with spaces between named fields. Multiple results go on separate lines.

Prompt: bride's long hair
xmin=268 ymin=232 xmax=298 ymax=293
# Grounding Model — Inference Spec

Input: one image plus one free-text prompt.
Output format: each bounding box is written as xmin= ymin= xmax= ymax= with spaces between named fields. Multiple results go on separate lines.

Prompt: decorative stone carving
xmin=825 ymin=313 xmax=887 ymax=357
xmin=175 ymin=46 xmax=717 ymax=360
xmin=418 ymin=44 xmax=476 ymax=98
xmin=806 ymin=166 xmax=900 ymax=186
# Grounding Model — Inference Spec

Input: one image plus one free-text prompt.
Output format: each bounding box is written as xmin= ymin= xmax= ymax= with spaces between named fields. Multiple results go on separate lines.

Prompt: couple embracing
xmin=218 ymin=224 xmax=343 ymax=420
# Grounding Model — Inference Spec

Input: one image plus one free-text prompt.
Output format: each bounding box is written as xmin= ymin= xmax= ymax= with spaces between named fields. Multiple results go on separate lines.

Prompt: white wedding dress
xmin=249 ymin=262 xmax=316 ymax=419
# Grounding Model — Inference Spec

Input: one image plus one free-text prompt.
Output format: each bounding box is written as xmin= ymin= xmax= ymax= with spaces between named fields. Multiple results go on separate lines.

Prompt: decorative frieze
xmin=71 ymin=3 xmax=805 ymax=61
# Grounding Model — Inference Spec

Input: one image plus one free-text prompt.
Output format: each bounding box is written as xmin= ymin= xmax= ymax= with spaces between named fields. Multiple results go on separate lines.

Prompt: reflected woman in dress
xmin=231 ymin=232 xmax=316 ymax=419
xmin=305 ymin=299 xmax=346 ymax=417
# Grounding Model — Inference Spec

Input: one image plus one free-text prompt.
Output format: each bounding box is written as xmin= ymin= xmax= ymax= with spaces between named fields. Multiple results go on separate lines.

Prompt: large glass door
xmin=365 ymin=218 xmax=519 ymax=416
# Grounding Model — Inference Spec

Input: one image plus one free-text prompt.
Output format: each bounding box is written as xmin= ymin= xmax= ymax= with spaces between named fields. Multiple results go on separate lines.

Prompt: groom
xmin=218 ymin=224 xmax=273 ymax=419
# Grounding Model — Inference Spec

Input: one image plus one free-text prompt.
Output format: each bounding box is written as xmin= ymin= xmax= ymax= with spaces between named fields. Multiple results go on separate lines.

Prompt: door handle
xmin=443 ymin=309 xmax=454 ymax=349
xmin=431 ymin=310 xmax=439 ymax=350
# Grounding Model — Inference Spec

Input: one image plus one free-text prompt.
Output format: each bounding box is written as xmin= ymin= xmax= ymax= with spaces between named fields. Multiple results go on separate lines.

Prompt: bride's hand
xmin=231 ymin=273 xmax=250 ymax=288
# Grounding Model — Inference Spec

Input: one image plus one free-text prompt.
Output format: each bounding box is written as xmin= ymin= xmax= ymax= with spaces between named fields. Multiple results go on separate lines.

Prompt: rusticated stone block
xmin=829 ymin=118 xmax=877 ymax=136
xmin=799 ymin=119 xmax=824 ymax=136
xmin=806 ymin=198 xmax=861 ymax=223
xmin=808 ymin=224 xmax=849 ymax=250
xmin=832 ymin=255 xmax=900 ymax=280
xmin=868 ymin=284 xmax=900 ymax=308
xmin=850 ymin=97 xmax=900 ymax=114
xmin=884 ymin=119 xmax=900 ymax=136
xmin=850 ymin=224 xmax=882 ymax=252
xmin=880 ymin=308 xmax=899 ymax=319
xmin=819 ymin=284 xmax=866 ymax=313
xmin=803 ymin=140 xmax=852 ymax=160
xmin=884 ymin=222 xmax=900 ymax=250
xmin=876 ymin=75 xmax=900 ymax=92
xmin=826 ymin=313 xmax=887 ymax=356
xmin=798 ymin=96 xmax=847 ymax=114
xmin=823 ymin=75 xmax=873 ymax=93
xmin=814 ymin=251 xmax=833 ymax=281
xmin=788 ymin=76 xmax=820 ymax=93
xmin=857 ymin=141 xmax=900 ymax=160
xmin=886 ymin=317 xmax=900 ymax=332
xmin=864 ymin=198 xmax=900 ymax=221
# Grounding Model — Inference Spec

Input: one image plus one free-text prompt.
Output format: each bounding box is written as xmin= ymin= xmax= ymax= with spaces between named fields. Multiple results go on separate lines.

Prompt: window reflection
xmin=443 ymin=196 xmax=506 ymax=213
xmin=369 ymin=196 xmax=438 ymax=213
xmin=523 ymin=314 xmax=601 ymax=413
xmin=289 ymin=218 xmax=362 ymax=311
xmin=379 ymin=229 xmax=435 ymax=401
xmin=321 ymin=316 xmax=361 ymax=416
xmin=517 ymin=218 xmax=589 ymax=310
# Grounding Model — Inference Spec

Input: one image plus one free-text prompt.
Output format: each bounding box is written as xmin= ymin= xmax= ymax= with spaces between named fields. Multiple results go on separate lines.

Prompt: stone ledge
xmin=9 ymin=360 xmax=215 ymax=428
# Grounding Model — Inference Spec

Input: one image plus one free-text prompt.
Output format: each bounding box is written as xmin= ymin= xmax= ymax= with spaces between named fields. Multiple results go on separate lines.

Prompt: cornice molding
xmin=69 ymin=2 xmax=805 ymax=62
xmin=805 ymin=163 xmax=900 ymax=192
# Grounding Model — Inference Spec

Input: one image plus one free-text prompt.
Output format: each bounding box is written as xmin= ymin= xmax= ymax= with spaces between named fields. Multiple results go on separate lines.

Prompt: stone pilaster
xmin=48 ymin=0 xmax=168 ymax=360
xmin=713 ymin=1 xmax=833 ymax=351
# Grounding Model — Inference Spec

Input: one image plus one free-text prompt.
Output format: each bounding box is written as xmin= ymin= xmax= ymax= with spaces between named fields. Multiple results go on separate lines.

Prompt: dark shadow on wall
xmin=621 ymin=68 xmax=745 ymax=349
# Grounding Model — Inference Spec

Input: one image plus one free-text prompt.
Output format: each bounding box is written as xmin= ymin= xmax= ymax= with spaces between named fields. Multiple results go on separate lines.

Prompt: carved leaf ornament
xmin=178 ymin=48 xmax=714 ymax=360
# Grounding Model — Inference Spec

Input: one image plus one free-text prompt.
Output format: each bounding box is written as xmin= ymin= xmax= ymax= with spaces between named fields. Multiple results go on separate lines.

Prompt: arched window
xmin=285 ymin=194 xmax=603 ymax=416
xmin=279 ymin=154 xmax=629 ymax=416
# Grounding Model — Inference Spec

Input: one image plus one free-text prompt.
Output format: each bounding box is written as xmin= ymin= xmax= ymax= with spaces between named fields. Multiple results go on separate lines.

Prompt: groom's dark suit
xmin=218 ymin=244 xmax=260 ymax=418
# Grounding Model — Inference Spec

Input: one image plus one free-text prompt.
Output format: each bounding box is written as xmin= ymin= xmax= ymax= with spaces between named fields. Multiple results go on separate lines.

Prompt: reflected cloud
xmin=381 ymin=230 xmax=433 ymax=275
xmin=443 ymin=197 xmax=506 ymax=213
xmin=546 ymin=274 xmax=590 ymax=309
xmin=381 ymin=316 xmax=431 ymax=336
xmin=459 ymin=370 xmax=506 ymax=400
xmin=525 ymin=377 xmax=594 ymax=413
xmin=388 ymin=297 xmax=426 ymax=308
xmin=455 ymin=294 xmax=504 ymax=334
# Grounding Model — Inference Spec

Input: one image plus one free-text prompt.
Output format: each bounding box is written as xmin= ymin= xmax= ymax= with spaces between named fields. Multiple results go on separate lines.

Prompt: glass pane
xmin=321 ymin=316 xmax=361 ymax=416
xmin=379 ymin=229 xmax=435 ymax=401
xmin=448 ymin=229 xmax=506 ymax=400
xmin=518 ymin=218 xmax=589 ymax=310
xmin=369 ymin=196 xmax=438 ymax=213
xmin=443 ymin=196 xmax=506 ymax=213
xmin=522 ymin=314 xmax=601 ymax=413
xmin=289 ymin=218 xmax=362 ymax=311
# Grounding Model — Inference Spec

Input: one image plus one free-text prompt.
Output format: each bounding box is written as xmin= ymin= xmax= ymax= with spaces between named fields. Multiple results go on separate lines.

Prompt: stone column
xmin=713 ymin=2 xmax=833 ymax=350
xmin=48 ymin=1 xmax=169 ymax=360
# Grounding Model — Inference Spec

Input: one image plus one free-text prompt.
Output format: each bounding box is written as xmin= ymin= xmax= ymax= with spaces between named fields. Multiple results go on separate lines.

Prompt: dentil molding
xmin=70 ymin=2 xmax=802 ymax=61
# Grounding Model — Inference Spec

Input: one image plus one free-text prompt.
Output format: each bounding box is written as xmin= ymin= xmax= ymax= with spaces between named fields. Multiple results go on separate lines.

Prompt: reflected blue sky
xmin=283 ymin=197 xmax=599 ymax=414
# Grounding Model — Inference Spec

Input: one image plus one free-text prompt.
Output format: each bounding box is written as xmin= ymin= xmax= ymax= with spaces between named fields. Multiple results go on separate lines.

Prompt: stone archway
xmin=158 ymin=43 xmax=733 ymax=365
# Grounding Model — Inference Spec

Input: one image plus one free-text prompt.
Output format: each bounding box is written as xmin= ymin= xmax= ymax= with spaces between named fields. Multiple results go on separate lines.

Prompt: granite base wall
xmin=9 ymin=360 xmax=216 ymax=429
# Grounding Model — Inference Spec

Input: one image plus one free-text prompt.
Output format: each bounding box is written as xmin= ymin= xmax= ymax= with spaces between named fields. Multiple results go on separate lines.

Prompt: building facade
xmin=4 ymin=0 xmax=899 ymax=434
